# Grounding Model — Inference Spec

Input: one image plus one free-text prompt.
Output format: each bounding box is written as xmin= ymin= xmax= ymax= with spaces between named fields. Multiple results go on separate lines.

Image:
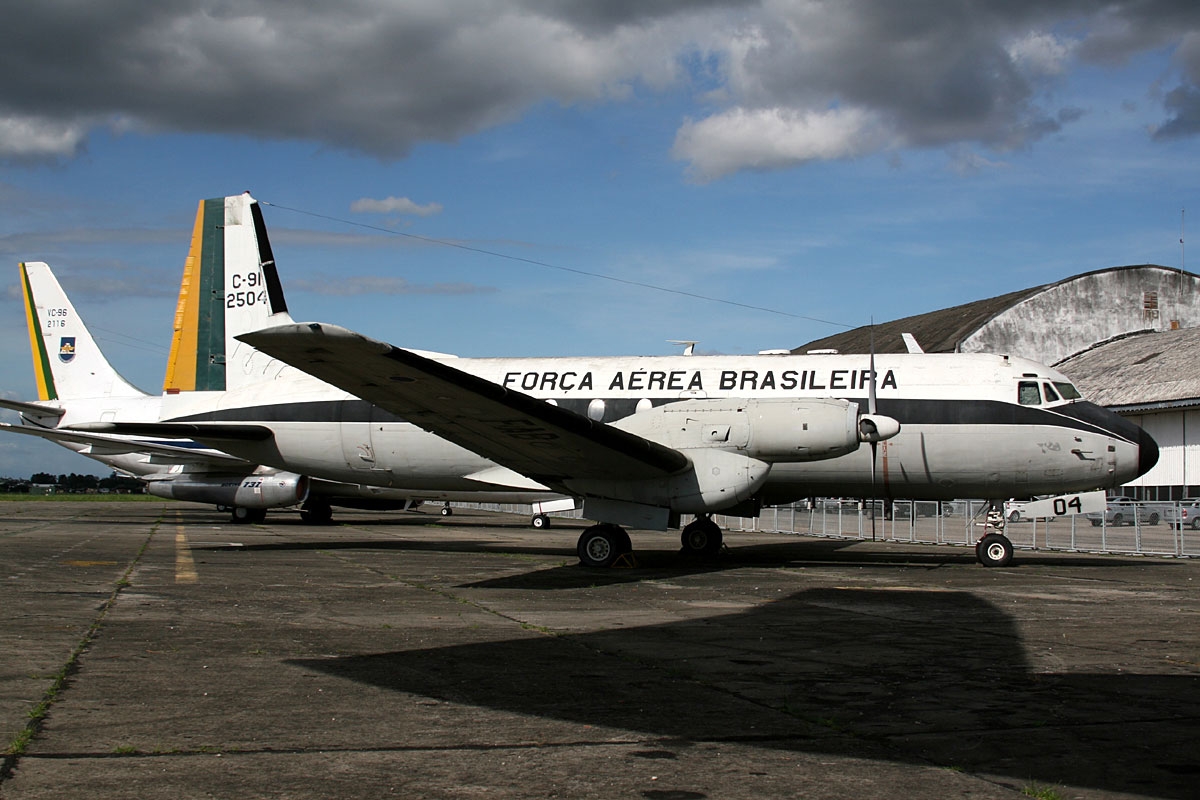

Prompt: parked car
xmin=1004 ymin=497 xmax=1054 ymax=523
xmin=1085 ymin=496 xmax=1161 ymax=527
xmin=1164 ymin=499 xmax=1200 ymax=530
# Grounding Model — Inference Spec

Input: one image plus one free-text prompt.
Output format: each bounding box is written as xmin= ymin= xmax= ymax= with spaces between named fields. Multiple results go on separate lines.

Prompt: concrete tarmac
xmin=1 ymin=500 xmax=1197 ymax=799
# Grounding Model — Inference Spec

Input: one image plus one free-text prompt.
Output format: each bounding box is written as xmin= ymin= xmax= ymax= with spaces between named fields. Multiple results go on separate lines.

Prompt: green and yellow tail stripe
xmin=164 ymin=199 xmax=226 ymax=392
xmin=20 ymin=263 xmax=56 ymax=401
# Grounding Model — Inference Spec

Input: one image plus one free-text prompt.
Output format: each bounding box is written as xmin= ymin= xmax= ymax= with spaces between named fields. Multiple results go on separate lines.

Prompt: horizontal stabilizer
xmin=0 ymin=398 xmax=65 ymax=417
xmin=0 ymin=422 xmax=251 ymax=467
xmin=240 ymin=323 xmax=691 ymax=487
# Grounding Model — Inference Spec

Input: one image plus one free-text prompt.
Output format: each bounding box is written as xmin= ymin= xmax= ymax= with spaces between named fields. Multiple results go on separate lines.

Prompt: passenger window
xmin=1018 ymin=381 xmax=1041 ymax=406
xmin=1042 ymin=383 xmax=1060 ymax=402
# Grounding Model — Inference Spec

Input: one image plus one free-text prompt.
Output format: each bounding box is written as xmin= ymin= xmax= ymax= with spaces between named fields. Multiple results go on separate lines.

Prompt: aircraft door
xmin=340 ymin=399 xmax=378 ymax=471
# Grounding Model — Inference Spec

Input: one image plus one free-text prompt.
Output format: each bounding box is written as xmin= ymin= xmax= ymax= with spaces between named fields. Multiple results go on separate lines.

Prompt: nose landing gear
xmin=975 ymin=504 xmax=1014 ymax=567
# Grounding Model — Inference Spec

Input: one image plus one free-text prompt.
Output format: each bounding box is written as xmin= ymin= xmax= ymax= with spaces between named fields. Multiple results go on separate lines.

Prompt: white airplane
xmin=71 ymin=193 xmax=1158 ymax=568
xmin=5 ymin=259 xmax=424 ymax=523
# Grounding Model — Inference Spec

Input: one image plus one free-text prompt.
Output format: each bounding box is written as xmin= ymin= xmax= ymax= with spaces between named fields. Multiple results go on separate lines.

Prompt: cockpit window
xmin=1018 ymin=381 xmax=1041 ymax=406
xmin=1042 ymin=383 xmax=1061 ymax=403
xmin=1053 ymin=381 xmax=1082 ymax=400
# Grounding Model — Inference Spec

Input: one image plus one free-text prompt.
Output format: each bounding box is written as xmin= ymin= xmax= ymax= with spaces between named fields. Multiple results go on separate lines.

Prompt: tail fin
xmin=164 ymin=193 xmax=294 ymax=394
xmin=19 ymin=262 xmax=147 ymax=402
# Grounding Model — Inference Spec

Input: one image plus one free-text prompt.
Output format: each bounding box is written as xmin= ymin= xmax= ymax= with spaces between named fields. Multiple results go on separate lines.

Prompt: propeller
xmin=856 ymin=326 xmax=901 ymax=540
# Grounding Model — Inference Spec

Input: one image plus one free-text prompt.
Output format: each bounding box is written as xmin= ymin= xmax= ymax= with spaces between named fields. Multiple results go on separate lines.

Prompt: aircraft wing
xmin=240 ymin=323 xmax=691 ymax=486
xmin=0 ymin=398 xmax=65 ymax=418
xmin=0 ymin=422 xmax=252 ymax=468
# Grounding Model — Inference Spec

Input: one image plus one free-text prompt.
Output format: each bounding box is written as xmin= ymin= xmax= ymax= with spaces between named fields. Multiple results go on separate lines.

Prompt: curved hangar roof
xmin=1057 ymin=327 xmax=1200 ymax=411
xmin=796 ymin=265 xmax=1200 ymax=366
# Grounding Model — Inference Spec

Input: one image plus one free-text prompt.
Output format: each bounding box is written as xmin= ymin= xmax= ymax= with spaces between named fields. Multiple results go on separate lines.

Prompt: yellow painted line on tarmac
xmin=175 ymin=520 xmax=198 ymax=584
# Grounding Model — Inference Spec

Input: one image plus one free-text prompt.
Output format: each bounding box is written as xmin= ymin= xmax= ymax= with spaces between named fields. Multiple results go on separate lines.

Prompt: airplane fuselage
xmin=158 ymin=349 xmax=1155 ymax=506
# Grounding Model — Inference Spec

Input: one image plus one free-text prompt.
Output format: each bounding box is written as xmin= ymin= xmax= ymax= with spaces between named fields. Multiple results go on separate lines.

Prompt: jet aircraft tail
xmin=164 ymin=193 xmax=295 ymax=394
xmin=19 ymin=261 xmax=147 ymax=403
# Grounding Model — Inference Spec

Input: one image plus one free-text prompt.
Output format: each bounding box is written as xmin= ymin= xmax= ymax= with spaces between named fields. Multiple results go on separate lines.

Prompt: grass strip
xmin=0 ymin=517 xmax=162 ymax=780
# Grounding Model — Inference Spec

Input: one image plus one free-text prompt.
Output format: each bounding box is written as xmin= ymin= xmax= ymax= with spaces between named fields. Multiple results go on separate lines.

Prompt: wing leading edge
xmin=239 ymin=323 xmax=691 ymax=488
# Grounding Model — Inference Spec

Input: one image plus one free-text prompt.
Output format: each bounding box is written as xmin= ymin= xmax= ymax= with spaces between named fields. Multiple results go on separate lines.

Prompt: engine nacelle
xmin=614 ymin=397 xmax=886 ymax=463
xmin=574 ymin=398 xmax=902 ymax=521
xmin=147 ymin=472 xmax=309 ymax=509
xmin=742 ymin=398 xmax=863 ymax=461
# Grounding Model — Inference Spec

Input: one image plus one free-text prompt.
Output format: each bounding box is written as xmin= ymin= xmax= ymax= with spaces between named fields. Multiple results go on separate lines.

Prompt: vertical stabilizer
xmin=19 ymin=262 xmax=147 ymax=401
xmin=164 ymin=193 xmax=294 ymax=393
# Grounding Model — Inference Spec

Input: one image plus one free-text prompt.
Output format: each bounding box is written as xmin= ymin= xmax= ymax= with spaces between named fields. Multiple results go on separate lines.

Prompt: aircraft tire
xmin=976 ymin=533 xmax=1013 ymax=568
xmin=577 ymin=524 xmax=628 ymax=568
xmin=300 ymin=500 xmax=334 ymax=525
xmin=232 ymin=507 xmax=267 ymax=525
xmin=681 ymin=518 xmax=723 ymax=558
xmin=531 ymin=513 xmax=551 ymax=529
xmin=441 ymin=506 xmax=453 ymax=517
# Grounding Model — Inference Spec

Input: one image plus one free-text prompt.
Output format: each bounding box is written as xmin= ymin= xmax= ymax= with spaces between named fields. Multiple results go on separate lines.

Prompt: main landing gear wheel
xmin=576 ymin=524 xmax=632 ymax=568
xmin=975 ymin=533 xmax=1014 ymax=568
xmin=531 ymin=513 xmax=551 ymax=529
xmin=231 ymin=506 xmax=267 ymax=524
xmin=681 ymin=517 xmax=723 ymax=558
xmin=299 ymin=499 xmax=334 ymax=525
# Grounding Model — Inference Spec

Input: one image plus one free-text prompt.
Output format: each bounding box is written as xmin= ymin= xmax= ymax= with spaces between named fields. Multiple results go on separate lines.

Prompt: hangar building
xmin=796 ymin=265 xmax=1200 ymax=500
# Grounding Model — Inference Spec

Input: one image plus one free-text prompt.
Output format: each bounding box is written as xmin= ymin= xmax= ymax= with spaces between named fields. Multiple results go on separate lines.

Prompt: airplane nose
xmin=1137 ymin=425 xmax=1159 ymax=478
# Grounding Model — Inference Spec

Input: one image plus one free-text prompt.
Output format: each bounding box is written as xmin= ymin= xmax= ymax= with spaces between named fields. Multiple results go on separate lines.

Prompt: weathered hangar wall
xmin=961 ymin=266 xmax=1200 ymax=365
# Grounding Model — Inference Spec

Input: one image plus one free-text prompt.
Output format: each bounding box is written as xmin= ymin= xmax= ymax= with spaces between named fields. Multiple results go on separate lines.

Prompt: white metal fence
xmin=714 ymin=499 xmax=1200 ymax=559
xmin=454 ymin=498 xmax=1200 ymax=558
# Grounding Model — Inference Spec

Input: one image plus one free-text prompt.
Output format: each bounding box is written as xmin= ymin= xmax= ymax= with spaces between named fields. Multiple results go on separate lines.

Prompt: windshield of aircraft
xmin=1018 ymin=380 xmax=1083 ymax=406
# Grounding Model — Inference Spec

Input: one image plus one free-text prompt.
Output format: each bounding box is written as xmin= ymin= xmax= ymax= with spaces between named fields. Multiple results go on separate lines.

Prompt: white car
xmin=1164 ymin=499 xmax=1200 ymax=530
xmin=1085 ymin=497 xmax=1160 ymax=527
xmin=1005 ymin=498 xmax=1054 ymax=523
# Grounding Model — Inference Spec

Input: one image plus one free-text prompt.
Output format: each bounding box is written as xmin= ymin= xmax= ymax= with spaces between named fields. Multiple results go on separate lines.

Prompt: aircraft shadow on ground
xmin=291 ymin=587 xmax=1200 ymax=797
xmin=459 ymin=539 xmax=1163 ymax=591
xmin=183 ymin=529 xmax=1165 ymax=590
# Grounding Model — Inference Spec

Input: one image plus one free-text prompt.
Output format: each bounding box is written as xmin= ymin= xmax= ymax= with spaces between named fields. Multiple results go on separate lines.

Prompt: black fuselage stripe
xmin=165 ymin=398 xmax=1139 ymax=444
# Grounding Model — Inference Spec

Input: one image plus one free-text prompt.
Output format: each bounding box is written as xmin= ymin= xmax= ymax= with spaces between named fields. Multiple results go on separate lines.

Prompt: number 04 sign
xmin=1013 ymin=491 xmax=1107 ymax=519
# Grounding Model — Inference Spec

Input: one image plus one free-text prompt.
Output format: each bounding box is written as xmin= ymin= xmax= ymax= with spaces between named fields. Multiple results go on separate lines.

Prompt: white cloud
xmin=673 ymin=106 xmax=891 ymax=181
xmin=0 ymin=115 xmax=88 ymax=159
xmin=1007 ymin=31 xmax=1076 ymax=77
xmin=350 ymin=196 xmax=444 ymax=217
xmin=946 ymin=145 xmax=1009 ymax=176
xmin=289 ymin=274 xmax=494 ymax=296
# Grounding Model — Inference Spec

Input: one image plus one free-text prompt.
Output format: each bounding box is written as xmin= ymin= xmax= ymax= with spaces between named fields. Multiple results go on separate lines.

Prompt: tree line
xmin=1 ymin=472 xmax=145 ymax=493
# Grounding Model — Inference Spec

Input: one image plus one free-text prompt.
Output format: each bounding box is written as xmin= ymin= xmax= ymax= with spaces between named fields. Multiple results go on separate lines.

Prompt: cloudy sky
xmin=2 ymin=0 xmax=1199 ymax=475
